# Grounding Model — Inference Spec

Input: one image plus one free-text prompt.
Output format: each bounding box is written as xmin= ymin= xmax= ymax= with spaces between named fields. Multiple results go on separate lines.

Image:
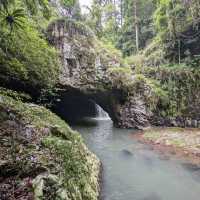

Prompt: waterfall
xmin=95 ymin=104 xmax=111 ymax=120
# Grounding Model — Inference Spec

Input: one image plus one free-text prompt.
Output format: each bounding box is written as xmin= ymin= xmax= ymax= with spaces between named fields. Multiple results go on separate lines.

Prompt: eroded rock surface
xmin=47 ymin=19 xmax=151 ymax=129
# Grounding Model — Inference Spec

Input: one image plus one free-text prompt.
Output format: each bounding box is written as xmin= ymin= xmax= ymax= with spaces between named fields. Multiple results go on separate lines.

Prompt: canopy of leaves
xmin=0 ymin=0 xmax=60 ymax=96
xmin=0 ymin=24 xmax=60 ymax=94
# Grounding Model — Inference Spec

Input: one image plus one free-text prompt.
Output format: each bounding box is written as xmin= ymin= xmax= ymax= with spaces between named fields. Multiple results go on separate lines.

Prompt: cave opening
xmin=53 ymin=89 xmax=112 ymax=125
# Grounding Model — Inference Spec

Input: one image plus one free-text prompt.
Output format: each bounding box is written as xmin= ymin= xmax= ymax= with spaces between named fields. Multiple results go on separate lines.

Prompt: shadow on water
xmin=140 ymin=193 xmax=162 ymax=200
xmin=181 ymin=162 xmax=200 ymax=182
xmin=181 ymin=163 xmax=200 ymax=172
xmin=120 ymin=149 xmax=134 ymax=157
xmin=72 ymin=118 xmax=100 ymax=127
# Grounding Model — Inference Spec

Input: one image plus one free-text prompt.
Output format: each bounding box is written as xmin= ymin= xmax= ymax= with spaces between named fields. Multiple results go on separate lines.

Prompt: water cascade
xmin=95 ymin=104 xmax=111 ymax=120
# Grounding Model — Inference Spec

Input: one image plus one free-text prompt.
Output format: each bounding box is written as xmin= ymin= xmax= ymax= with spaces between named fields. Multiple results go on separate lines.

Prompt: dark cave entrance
xmin=53 ymin=89 xmax=112 ymax=125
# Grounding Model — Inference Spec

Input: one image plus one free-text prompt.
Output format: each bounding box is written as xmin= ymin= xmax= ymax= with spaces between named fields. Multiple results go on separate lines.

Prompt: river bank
xmin=0 ymin=93 xmax=101 ymax=200
xmin=134 ymin=127 xmax=200 ymax=165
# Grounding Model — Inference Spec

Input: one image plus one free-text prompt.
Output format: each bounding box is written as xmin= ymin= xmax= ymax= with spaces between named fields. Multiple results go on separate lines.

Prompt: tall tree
xmin=117 ymin=0 xmax=155 ymax=56
xmin=134 ymin=0 xmax=139 ymax=52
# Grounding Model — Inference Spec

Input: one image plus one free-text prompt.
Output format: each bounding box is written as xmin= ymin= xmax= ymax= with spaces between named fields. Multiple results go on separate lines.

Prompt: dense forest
xmin=1 ymin=0 xmax=200 ymax=94
xmin=100 ymin=0 xmax=199 ymax=59
xmin=81 ymin=0 xmax=200 ymax=63
xmin=1 ymin=0 xmax=200 ymax=200
xmin=1 ymin=0 xmax=200 ymax=86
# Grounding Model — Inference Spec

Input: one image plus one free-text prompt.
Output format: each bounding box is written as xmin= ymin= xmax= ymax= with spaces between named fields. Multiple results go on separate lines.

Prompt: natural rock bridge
xmin=47 ymin=19 xmax=200 ymax=129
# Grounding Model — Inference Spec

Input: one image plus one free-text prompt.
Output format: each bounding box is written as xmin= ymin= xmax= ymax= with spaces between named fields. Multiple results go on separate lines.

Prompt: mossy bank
xmin=0 ymin=89 xmax=101 ymax=200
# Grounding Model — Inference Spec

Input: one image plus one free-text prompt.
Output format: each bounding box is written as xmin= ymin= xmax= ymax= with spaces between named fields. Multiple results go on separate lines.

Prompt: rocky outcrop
xmin=117 ymin=95 xmax=150 ymax=128
xmin=47 ymin=19 xmax=152 ymax=129
xmin=0 ymin=91 xmax=101 ymax=200
xmin=47 ymin=18 xmax=200 ymax=129
xmin=47 ymin=18 xmax=120 ymax=91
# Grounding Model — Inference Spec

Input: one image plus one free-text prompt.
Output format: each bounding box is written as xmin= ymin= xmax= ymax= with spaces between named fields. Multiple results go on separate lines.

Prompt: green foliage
xmin=154 ymin=0 xmax=187 ymax=39
xmin=96 ymin=39 xmax=123 ymax=61
xmin=93 ymin=39 xmax=125 ymax=72
xmin=22 ymin=0 xmax=51 ymax=19
xmin=150 ymin=0 xmax=200 ymax=63
xmin=0 ymin=87 xmax=31 ymax=101
xmin=43 ymin=136 xmax=99 ymax=200
xmin=107 ymin=66 xmax=133 ymax=93
xmin=185 ymin=56 xmax=200 ymax=68
xmin=0 ymin=0 xmax=52 ymax=19
xmin=124 ymin=54 xmax=145 ymax=72
xmin=0 ymin=0 xmax=14 ymax=10
xmin=143 ymin=66 xmax=200 ymax=117
xmin=85 ymin=0 xmax=200 ymax=65
xmin=48 ymin=17 xmax=94 ymax=38
xmin=63 ymin=0 xmax=81 ymax=20
xmin=0 ymin=3 xmax=26 ymax=32
xmin=0 ymin=0 xmax=61 ymax=97
xmin=131 ymin=74 xmax=168 ymax=110
xmin=0 ymin=20 xmax=60 ymax=93
xmin=142 ymin=38 xmax=167 ymax=67
xmin=0 ymin=92 xmax=100 ymax=200
xmin=84 ymin=1 xmax=103 ymax=38
xmin=117 ymin=0 xmax=156 ymax=56
xmin=61 ymin=0 xmax=76 ymax=7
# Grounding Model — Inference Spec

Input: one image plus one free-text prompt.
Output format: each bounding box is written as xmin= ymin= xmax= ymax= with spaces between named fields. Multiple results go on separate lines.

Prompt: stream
xmin=73 ymin=114 xmax=200 ymax=200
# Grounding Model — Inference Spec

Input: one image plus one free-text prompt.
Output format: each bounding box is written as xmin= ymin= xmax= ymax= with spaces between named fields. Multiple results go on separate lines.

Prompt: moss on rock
xmin=0 ymin=90 xmax=101 ymax=200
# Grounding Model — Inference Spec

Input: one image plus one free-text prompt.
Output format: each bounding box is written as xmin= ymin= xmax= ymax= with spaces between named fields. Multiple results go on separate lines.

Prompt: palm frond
xmin=0 ymin=7 xmax=25 ymax=33
xmin=0 ymin=0 xmax=14 ymax=11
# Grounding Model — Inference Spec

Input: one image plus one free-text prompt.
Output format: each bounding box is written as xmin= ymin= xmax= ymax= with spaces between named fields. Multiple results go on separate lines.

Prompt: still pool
xmin=73 ymin=119 xmax=200 ymax=200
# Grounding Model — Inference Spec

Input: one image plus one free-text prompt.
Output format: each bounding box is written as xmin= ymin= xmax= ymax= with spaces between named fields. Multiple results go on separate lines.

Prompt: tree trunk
xmin=120 ymin=0 xmax=123 ymax=26
xmin=134 ymin=0 xmax=139 ymax=52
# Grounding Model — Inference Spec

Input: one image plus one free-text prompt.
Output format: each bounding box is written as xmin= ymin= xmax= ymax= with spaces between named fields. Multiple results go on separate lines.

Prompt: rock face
xmin=117 ymin=95 xmax=150 ymax=128
xmin=47 ymin=19 xmax=111 ymax=90
xmin=47 ymin=19 xmax=151 ymax=129
xmin=0 ymin=92 xmax=101 ymax=200
xmin=47 ymin=18 xmax=200 ymax=129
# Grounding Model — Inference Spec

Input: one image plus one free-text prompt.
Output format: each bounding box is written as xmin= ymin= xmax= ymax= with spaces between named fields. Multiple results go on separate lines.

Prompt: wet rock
xmin=193 ymin=149 xmax=200 ymax=157
xmin=121 ymin=149 xmax=134 ymax=156
xmin=47 ymin=19 xmax=152 ymax=129
xmin=32 ymin=174 xmax=70 ymax=200
xmin=181 ymin=163 xmax=200 ymax=172
xmin=192 ymin=120 xmax=198 ymax=128
xmin=185 ymin=119 xmax=192 ymax=127
xmin=171 ymin=118 xmax=178 ymax=127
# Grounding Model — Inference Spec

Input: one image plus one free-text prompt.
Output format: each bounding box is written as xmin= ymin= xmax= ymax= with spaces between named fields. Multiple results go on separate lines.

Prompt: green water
xmin=73 ymin=119 xmax=200 ymax=200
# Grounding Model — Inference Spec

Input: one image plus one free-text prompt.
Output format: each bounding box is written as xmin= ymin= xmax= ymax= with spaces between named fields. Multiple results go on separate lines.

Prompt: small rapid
xmin=95 ymin=104 xmax=111 ymax=120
